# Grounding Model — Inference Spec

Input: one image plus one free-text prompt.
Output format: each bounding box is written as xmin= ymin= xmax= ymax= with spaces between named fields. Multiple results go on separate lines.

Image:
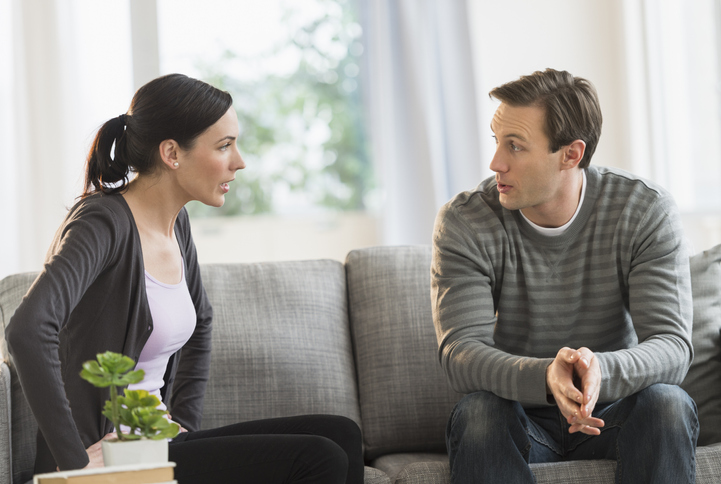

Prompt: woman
xmin=6 ymin=73 xmax=363 ymax=483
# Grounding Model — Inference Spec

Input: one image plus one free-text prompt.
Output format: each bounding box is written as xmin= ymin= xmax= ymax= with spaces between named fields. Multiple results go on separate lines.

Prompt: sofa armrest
xmin=0 ymin=362 xmax=12 ymax=484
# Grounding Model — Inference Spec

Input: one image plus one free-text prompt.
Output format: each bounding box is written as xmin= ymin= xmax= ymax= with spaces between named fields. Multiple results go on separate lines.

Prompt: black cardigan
xmin=5 ymin=193 xmax=213 ymax=472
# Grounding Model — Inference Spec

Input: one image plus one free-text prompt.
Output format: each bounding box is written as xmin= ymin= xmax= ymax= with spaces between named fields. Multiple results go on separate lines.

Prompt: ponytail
xmin=81 ymin=74 xmax=233 ymax=199
xmin=82 ymin=115 xmax=132 ymax=198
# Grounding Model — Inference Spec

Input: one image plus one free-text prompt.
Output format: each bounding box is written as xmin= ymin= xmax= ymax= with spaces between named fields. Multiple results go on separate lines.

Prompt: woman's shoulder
xmin=173 ymin=206 xmax=193 ymax=240
xmin=67 ymin=192 xmax=133 ymax=224
xmin=57 ymin=193 xmax=138 ymax=250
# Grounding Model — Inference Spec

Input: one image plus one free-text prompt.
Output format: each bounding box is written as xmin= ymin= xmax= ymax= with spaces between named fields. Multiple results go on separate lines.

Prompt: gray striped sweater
xmin=431 ymin=165 xmax=693 ymax=407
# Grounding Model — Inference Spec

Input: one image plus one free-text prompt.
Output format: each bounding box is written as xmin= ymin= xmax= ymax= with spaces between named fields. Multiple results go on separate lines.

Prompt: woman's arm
xmin=5 ymin=200 xmax=122 ymax=470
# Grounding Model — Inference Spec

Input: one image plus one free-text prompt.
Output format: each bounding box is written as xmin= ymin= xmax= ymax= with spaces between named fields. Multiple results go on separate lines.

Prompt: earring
xmin=173 ymin=162 xmax=179 ymax=167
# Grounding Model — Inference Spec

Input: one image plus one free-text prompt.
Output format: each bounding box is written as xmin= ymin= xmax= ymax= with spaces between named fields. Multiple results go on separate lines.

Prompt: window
xmin=157 ymin=0 xmax=378 ymax=262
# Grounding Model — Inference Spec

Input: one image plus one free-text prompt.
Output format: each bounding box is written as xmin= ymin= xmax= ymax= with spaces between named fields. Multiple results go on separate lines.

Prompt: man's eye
xmin=510 ymin=143 xmax=521 ymax=152
xmin=492 ymin=135 xmax=499 ymax=145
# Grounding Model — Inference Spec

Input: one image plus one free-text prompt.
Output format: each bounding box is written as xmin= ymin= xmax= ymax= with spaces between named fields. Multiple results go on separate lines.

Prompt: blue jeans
xmin=446 ymin=384 xmax=698 ymax=483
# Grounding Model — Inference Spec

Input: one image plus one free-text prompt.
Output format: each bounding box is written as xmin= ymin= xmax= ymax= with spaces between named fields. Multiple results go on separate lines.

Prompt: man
xmin=431 ymin=68 xmax=698 ymax=483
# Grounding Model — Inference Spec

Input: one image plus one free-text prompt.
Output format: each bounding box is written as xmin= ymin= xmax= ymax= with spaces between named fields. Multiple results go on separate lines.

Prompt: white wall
xmin=467 ymin=0 xmax=628 ymax=176
xmin=191 ymin=212 xmax=379 ymax=264
xmin=466 ymin=0 xmax=721 ymax=252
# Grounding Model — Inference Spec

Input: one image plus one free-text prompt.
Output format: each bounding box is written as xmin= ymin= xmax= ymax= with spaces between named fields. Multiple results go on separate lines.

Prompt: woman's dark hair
xmin=82 ymin=73 xmax=233 ymax=197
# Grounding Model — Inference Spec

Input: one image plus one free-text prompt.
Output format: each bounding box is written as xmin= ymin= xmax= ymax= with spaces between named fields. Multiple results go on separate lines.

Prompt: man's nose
xmin=489 ymin=149 xmax=507 ymax=173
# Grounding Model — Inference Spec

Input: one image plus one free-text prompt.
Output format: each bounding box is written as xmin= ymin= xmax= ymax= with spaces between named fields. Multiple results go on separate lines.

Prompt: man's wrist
xmin=545 ymin=363 xmax=552 ymax=394
xmin=545 ymin=363 xmax=555 ymax=404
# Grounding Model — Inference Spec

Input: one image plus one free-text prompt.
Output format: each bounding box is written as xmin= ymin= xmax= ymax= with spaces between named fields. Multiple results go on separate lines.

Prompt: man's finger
xmin=569 ymin=423 xmax=602 ymax=435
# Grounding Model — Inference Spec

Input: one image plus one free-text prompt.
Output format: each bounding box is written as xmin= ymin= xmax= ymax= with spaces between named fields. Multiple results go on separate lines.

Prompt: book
xmin=33 ymin=462 xmax=175 ymax=484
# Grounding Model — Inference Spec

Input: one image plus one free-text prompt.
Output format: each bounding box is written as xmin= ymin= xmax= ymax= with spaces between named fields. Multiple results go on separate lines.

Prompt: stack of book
xmin=33 ymin=462 xmax=176 ymax=484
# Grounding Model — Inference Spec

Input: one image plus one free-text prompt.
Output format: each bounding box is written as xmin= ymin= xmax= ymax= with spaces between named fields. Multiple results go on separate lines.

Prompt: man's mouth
xmin=497 ymin=182 xmax=512 ymax=194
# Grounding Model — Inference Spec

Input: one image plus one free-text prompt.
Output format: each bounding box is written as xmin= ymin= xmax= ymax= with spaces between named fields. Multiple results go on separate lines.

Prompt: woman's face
xmin=175 ymin=107 xmax=246 ymax=207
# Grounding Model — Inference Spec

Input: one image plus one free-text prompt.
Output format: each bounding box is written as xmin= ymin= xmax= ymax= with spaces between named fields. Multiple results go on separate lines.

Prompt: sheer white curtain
xmin=359 ymin=0 xmax=482 ymax=246
xmin=0 ymin=0 xmax=17 ymax=279
xmin=2 ymin=0 xmax=83 ymax=279
xmin=1 ymin=1 xmax=133 ymax=280
xmin=620 ymin=0 xmax=721 ymax=212
xmin=619 ymin=0 xmax=721 ymax=251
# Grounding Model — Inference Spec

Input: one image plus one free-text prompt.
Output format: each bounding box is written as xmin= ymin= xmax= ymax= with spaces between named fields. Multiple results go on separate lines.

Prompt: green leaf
xmin=120 ymin=389 xmax=162 ymax=410
xmin=116 ymin=369 xmax=145 ymax=386
xmin=80 ymin=361 xmax=112 ymax=387
xmin=152 ymin=422 xmax=180 ymax=440
xmin=96 ymin=352 xmax=136 ymax=374
xmin=101 ymin=403 xmax=114 ymax=422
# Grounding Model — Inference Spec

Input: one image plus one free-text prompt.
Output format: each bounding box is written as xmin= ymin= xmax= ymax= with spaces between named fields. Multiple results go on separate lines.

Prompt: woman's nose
xmin=234 ymin=149 xmax=246 ymax=171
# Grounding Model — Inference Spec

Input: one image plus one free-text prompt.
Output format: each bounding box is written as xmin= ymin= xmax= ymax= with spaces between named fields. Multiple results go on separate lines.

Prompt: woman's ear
xmin=158 ymin=140 xmax=180 ymax=169
xmin=561 ymin=140 xmax=586 ymax=170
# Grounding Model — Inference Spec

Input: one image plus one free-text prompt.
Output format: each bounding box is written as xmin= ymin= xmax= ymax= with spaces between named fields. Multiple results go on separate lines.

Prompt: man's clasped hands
xmin=547 ymin=347 xmax=605 ymax=435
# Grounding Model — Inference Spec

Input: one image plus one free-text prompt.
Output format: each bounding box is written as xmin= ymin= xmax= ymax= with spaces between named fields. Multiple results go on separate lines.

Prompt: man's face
xmin=489 ymin=103 xmax=568 ymax=226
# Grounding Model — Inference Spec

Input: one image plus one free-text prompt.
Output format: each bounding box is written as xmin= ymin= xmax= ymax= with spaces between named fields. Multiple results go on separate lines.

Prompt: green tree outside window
xmin=186 ymin=0 xmax=373 ymax=218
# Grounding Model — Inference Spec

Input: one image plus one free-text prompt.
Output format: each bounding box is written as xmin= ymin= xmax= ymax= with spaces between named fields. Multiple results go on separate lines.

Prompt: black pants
xmin=169 ymin=414 xmax=363 ymax=484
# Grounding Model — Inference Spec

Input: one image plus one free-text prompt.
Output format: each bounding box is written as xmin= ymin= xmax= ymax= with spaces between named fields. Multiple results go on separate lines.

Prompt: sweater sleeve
xmin=5 ymin=201 xmax=121 ymax=470
xmin=595 ymin=195 xmax=693 ymax=402
xmin=167 ymin=208 xmax=212 ymax=431
xmin=431 ymin=203 xmax=552 ymax=406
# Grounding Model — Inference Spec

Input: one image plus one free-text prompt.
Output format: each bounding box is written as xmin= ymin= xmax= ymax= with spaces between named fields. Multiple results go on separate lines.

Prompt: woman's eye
xmin=220 ymin=143 xmax=231 ymax=151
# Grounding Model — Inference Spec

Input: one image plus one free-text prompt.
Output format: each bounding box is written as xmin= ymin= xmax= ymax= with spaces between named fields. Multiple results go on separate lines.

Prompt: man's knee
xmin=448 ymin=391 xmax=525 ymax=444
xmin=636 ymin=384 xmax=698 ymax=435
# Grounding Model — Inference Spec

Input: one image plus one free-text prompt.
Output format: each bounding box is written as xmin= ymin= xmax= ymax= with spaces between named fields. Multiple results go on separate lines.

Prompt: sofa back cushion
xmin=199 ymin=261 xmax=362 ymax=429
xmin=345 ymin=246 xmax=463 ymax=459
xmin=681 ymin=243 xmax=721 ymax=446
xmin=0 ymin=261 xmax=362 ymax=483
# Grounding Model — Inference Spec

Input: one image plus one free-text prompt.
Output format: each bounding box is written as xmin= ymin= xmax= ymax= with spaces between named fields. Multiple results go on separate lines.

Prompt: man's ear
xmin=561 ymin=140 xmax=586 ymax=170
xmin=158 ymin=140 xmax=180 ymax=169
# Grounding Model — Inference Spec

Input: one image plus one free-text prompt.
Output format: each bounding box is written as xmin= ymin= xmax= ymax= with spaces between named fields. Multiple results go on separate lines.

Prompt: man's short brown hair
xmin=489 ymin=69 xmax=602 ymax=168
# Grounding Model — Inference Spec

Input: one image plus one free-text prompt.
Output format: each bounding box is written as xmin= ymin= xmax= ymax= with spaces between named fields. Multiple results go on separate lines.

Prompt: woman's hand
xmin=168 ymin=414 xmax=188 ymax=433
xmin=84 ymin=432 xmax=116 ymax=469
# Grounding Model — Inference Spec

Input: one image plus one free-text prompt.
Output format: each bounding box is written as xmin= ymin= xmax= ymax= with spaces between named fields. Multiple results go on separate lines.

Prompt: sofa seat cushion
xmin=369 ymin=446 xmax=721 ymax=484
xmin=681 ymin=244 xmax=721 ymax=446
xmin=698 ymin=444 xmax=721 ymax=482
xmin=363 ymin=465 xmax=392 ymax=484
xmin=199 ymin=261 xmax=361 ymax=428
xmin=371 ymin=452 xmax=448 ymax=482
xmin=370 ymin=452 xmax=616 ymax=484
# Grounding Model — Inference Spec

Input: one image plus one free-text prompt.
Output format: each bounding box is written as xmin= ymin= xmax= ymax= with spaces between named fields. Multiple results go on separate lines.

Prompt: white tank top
xmin=127 ymin=260 xmax=197 ymax=411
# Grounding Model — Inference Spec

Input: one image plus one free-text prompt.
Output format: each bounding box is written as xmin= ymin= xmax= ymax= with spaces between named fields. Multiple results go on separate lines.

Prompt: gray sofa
xmin=1 ymin=245 xmax=721 ymax=483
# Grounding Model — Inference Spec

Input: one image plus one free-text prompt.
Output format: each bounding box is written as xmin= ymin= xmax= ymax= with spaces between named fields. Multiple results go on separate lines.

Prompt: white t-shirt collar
xmin=521 ymin=170 xmax=587 ymax=237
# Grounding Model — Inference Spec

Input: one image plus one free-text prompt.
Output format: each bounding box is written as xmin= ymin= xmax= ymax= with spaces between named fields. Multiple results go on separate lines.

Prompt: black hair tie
xmin=118 ymin=114 xmax=127 ymax=125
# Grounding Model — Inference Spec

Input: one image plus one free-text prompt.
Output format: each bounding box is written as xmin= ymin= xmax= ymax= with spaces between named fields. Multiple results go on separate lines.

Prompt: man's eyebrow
xmin=505 ymin=133 xmax=527 ymax=142
xmin=490 ymin=122 xmax=527 ymax=142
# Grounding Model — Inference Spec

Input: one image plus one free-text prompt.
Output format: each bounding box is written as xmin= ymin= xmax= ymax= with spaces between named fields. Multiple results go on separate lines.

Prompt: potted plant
xmin=80 ymin=351 xmax=180 ymax=466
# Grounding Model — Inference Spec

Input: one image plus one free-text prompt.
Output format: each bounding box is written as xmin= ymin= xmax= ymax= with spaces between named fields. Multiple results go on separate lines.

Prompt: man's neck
xmin=520 ymin=168 xmax=585 ymax=228
xmin=522 ymin=170 xmax=587 ymax=236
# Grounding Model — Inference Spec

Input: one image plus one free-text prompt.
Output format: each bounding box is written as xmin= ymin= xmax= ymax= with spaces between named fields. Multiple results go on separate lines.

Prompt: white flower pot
xmin=101 ymin=438 xmax=169 ymax=467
